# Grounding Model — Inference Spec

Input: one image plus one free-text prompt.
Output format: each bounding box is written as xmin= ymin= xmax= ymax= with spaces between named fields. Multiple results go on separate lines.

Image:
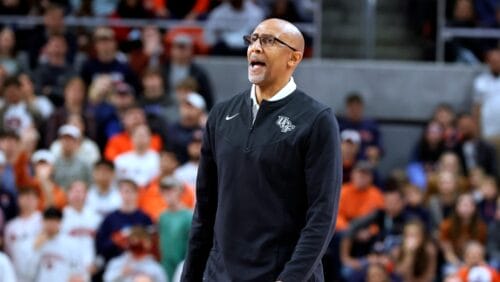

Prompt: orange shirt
xmin=336 ymin=183 xmax=384 ymax=231
xmin=439 ymin=218 xmax=488 ymax=258
xmin=138 ymin=177 xmax=195 ymax=222
xmin=104 ymin=132 xmax=163 ymax=161
xmin=457 ymin=265 xmax=500 ymax=282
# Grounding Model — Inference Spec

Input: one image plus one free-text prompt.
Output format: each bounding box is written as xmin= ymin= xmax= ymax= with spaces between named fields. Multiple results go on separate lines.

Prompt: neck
xmin=168 ymin=202 xmax=182 ymax=211
xmin=121 ymin=205 xmax=136 ymax=213
xmin=96 ymin=183 xmax=110 ymax=193
xmin=135 ymin=147 xmax=148 ymax=155
xmin=72 ymin=204 xmax=84 ymax=212
xmin=255 ymin=77 xmax=290 ymax=104
xmin=20 ymin=210 xmax=35 ymax=218
xmin=49 ymin=57 xmax=65 ymax=66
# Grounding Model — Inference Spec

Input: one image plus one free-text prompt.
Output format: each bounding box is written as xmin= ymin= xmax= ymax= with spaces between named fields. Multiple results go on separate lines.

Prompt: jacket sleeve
xmin=277 ymin=108 xmax=342 ymax=282
xmin=181 ymin=109 xmax=218 ymax=282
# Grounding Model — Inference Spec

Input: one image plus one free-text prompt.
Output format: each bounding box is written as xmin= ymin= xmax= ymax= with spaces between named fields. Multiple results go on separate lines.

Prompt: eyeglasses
xmin=243 ymin=34 xmax=297 ymax=51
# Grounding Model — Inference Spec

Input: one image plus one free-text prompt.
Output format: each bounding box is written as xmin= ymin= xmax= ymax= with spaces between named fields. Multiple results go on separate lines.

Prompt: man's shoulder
xmin=209 ymin=90 xmax=250 ymax=115
xmin=292 ymin=89 xmax=331 ymax=113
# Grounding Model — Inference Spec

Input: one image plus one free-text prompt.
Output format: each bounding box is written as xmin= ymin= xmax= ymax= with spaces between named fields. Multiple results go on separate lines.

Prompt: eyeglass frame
xmin=243 ymin=33 xmax=298 ymax=52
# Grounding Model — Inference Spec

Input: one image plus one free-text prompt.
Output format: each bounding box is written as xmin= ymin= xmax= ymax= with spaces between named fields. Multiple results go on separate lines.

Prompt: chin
xmin=248 ymin=74 xmax=265 ymax=85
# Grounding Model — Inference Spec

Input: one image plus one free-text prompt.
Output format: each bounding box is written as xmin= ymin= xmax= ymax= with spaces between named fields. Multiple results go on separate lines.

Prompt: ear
xmin=288 ymin=51 xmax=303 ymax=68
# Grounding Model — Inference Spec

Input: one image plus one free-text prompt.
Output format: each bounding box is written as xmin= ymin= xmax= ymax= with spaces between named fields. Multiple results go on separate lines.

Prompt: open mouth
xmin=249 ymin=59 xmax=266 ymax=68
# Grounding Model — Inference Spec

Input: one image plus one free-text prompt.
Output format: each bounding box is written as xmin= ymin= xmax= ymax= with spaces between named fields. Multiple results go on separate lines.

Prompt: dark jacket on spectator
xmin=34 ymin=63 xmax=76 ymax=107
xmin=80 ymin=58 xmax=140 ymax=94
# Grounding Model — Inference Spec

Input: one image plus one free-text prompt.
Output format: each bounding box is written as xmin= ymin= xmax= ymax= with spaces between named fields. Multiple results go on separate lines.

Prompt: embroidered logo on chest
xmin=276 ymin=115 xmax=295 ymax=133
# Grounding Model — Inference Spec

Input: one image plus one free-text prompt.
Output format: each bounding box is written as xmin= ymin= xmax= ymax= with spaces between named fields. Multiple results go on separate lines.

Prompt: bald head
xmin=255 ymin=18 xmax=305 ymax=54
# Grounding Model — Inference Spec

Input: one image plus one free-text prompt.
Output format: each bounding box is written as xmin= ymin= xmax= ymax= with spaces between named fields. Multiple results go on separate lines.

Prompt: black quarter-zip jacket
xmin=182 ymin=88 xmax=342 ymax=282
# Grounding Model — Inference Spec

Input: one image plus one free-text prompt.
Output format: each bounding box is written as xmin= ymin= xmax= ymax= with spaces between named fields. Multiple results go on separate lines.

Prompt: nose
xmin=248 ymin=38 xmax=263 ymax=53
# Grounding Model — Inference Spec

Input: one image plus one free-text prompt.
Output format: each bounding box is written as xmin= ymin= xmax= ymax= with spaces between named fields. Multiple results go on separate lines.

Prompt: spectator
xmin=0 ymin=251 xmax=16 ymax=282
xmin=0 ymin=76 xmax=43 ymax=134
xmin=488 ymin=196 xmax=500 ymax=270
xmin=114 ymin=124 xmax=160 ymax=187
xmin=454 ymin=241 xmax=500 ymax=281
xmin=163 ymin=33 xmax=214 ymax=109
xmin=454 ymin=113 xmax=497 ymax=176
xmin=61 ymin=180 xmax=103 ymax=280
xmin=473 ymin=48 xmax=500 ymax=178
xmin=393 ymin=220 xmax=437 ymax=281
xmin=139 ymin=150 xmax=195 ymax=222
xmin=477 ymin=176 xmax=498 ymax=224
xmin=336 ymin=161 xmax=384 ymax=231
xmin=45 ymin=77 xmax=96 ymax=146
xmin=18 ymin=73 xmax=54 ymax=120
xmin=29 ymin=4 xmax=77 ymax=69
xmin=3 ymin=188 xmax=42 ymax=282
xmin=80 ymin=27 xmax=140 ymax=93
xmin=0 ymin=27 xmax=28 ymax=76
xmin=402 ymin=184 xmax=433 ymax=229
xmin=52 ymin=124 xmax=92 ymax=189
xmin=86 ymin=159 xmax=122 ymax=216
xmin=26 ymin=150 xmax=67 ymax=210
xmin=341 ymin=188 xmax=412 ymax=280
xmin=104 ymin=104 xmax=163 ymax=161
xmin=338 ymin=92 xmax=382 ymax=164
xmin=432 ymin=103 xmax=457 ymax=148
xmin=174 ymin=129 xmax=201 ymax=188
xmin=128 ymin=26 xmax=164 ymax=77
xmin=439 ymin=193 xmax=488 ymax=274
xmin=0 ymin=152 xmax=18 ymax=221
xmin=340 ymin=129 xmax=361 ymax=184
xmin=163 ymin=0 xmax=210 ymax=19
xmin=50 ymin=114 xmax=101 ymax=166
xmin=103 ymin=225 xmax=167 ymax=282
xmin=27 ymin=207 xmax=86 ymax=282
xmin=165 ymin=92 xmax=205 ymax=164
xmin=158 ymin=176 xmax=192 ymax=281
xmin=204 ymin=0 xmax=264 ymax=56
xmin=0 ymin=129 xmax=23 ymax=193
xmin=95 ymin=179 xmax=153 ymax=267
xmin=426 ymin=151 xmax=469 ymax=196
xmin=427 ymin=170 xmax=461 ymax=229
xmin=139 ymin=68 xmax=172 ymax=123
xmin=34 ymin=35 xmax=76 ymax=107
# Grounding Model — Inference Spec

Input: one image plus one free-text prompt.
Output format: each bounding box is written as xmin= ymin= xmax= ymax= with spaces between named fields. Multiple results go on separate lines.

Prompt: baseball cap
xmin=94 ymin=27 xmax=115 ymax=40
xmin=341 ymin=130 xmax=361 ymax=145
xmin=58 ymin=124 xmax=81 ymax=139
xmin=185 ymin=92 xmax=206 ymax=110
xmin=159 ymin=176 xmax=183 ymax=190
xmin=172 ymin=34 xmax=193 ymax=46
xmin=31 ymin=149 xmax=55 ymax=165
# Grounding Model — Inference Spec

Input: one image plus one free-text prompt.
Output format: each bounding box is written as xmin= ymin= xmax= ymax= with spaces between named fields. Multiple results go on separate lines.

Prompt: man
xmin=86 ymin=159 xmax=122 ymax=216
xmin=454 ymin=113 xmax=497 ymax=177
xmin=340 ymin=129 xmax=362 ymax=184
xmin=182 ymin=19 xmax=341 ymax=282
xmin=338 ymin=92 xmax=382 ymax=164
xmin=0 ymin=151 xmax=17 ymax=221
xmin=80 ymin=27 xmax=140 ymax=93
xmin=473 ymin=48 xmax=500 ymax=178
xmin=4 ymin=188 xmax=42 ymax=282
xmin=61 ymin=180 xmax=103 ymax=280
xmin=174 ymin=130 xmax=202 ymax=189
xmin=52 ymin=124 xmax=92 ymax=189
xmin=163 ymin=34 xmax=213 ymax=109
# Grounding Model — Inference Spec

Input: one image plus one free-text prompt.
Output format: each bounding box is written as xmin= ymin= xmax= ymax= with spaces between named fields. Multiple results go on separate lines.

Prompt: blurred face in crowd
xmin=456 ymin=115 xmax=477 ymax=140
xmin=64 ymin=78 xmax=86 ymax=106
xmin=44 ymin=7 xmax=65 ymax=33
xmin=93 ymin=163 xmax=114 ymax=188
xmin=67 ymin=114 xmax=85 ymax=135
xmin=341 ymin=139 xmax=359 ymax=162
xmin=456 ymin=193 xmax=476 ymax=220
xmin=463 ymin=241 xmax=485 ymax=266
xmin=131 ymin=124 xmax=151 ymax=153
xmin=438 ymin=152 xmax=461 ymax=174
xmin=433 ymin=105 xmax=455 ymax=128
xmin=454 ymin=0 xmax=474 ymax=21
xmin=480 ymin=178 xmax=498 ymax=200
xmin=67 ymin=181 xmax=87 ymax=210
xmin=43 ymin=218 xmax=61 ymax=238
xmin=365 ymin=264 xmax=389 ymax=282
xmin=424 ymin=121 xmax=443 ymax=146
xmin=119 ymin=181 xmax=138 ymax=210
xmin=187 ymin=140 xmax=201 ymax=161
xmin=0 ymin=27 xmax=15 ymax=54
xmin=19 ymin=73 xmax=35 ymax=95
xmin=0 ymin=135 xmax=19 ymax=159
xmin=95 ymin=37 xmax=117 ymax=63
xmin=160 ymin=151 xmax=179 ymax=176
xmin=170 ymin=41 xmax=193 ymax=65
xmin=45 ymin=36 xmax=67 ymax=64
xmin=180 ymin=101 xmax=202 ymax=127
xmin=403 ymin=222 xmax=424 ymax=250
xmin=18 ymin=191 xmax=39 ymax=215
xmin=111 ymin=90 xmax=135 ymax=111
xmin=122 ymin=107 xmax=146 ymax=132
xmin=384 ymin=190 xmax=405 ymax=217
xmin=346 ymin=101 xmax=364 ymax=122
xmin=404 ymin=185 xmax=424 ymax=207
xmin=161 ymin=186 xmax=182 ymax=207
xmin=142 ymin=73 xmax=164 ymax=99
xmin=60 ymin=135 xmax=79 ymax=156
xmin=351 ymin=169 xmax=373 ymax=189
xmin=487 ymin=49 xmax=500 ymax=74
xmin=437 ymin=171 xmax=458 ymax=195
xmin=3 ymin=83 xmax=22 ymax=104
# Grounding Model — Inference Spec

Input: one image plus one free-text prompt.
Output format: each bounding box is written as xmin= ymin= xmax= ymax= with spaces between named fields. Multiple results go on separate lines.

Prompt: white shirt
xmin=114 ymin=150 xmax=160 ymax=187
xmin=61 ymin=206 xmax=103 ymax=270
xmin=0 ymin=251 xmax=16 ymax=282
xmin=4 ymin=212 xmax=43 ymax=282
xmin=103 ymin=253 xmax=167 ymax=282
xmin=86 ymin=184 xmax=122 ymax=217
xmin=3 ymin=103 xmax=34 ymax=133
xmin=250 ymin=77 xmax=297 ymax=122
xmin=174 ymin=161 xmax=199 ymax=189
xmin=50 ymin=138 xmax=101 ymax=167
xmin=27 ymin=233 xmax=85 ymax=282
xmin=473 ymin=71 xmax=500 ymax=137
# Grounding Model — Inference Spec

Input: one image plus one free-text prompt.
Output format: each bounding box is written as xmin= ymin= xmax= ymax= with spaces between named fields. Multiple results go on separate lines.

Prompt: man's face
xmin=351 ymin=169 xmax=372 ymax=189
xmin=131 ymin=125 xmax=151 ymax=151
xmin=61 ymin=135 xmax=79 ymax=155
xmin=93 ymin=165 xmax=114 ymax=186
xmin=160 ymin=152 xmax=179 ymax=175
xmin=95 ymin=38 xmax=117 ymax=62
xmin=384 ymin=191 xmax=405 ymax=217
xmin=170 ymin=42 xmax=193 ymax=64
xmin=0 ymin=136 xmax=19 ymax=157
xmin=247 ymin=22 xmax=297 ymax=88
xmin=142 ymin=74 xmax=164 ymax=99
xmin=18 ymin=193 xmax=38 ymax=213
xmin=3 ymin=84 xmax=22 ymax=104
xmin=119 ymin=183 xmax=138 ymax=207
xmin=457 ymin=116 xmax=476 ymax=140
xmin=68 ymin=181 xmax=87 ymax=208
xmin=44 ymin=9 xmax=64 ymax=32
xmin=180 ymin=102 xmax=201 ymax=127
xmin=122 ymin=108 xmax=145 ymax=131
xmin=46 ymin=37 xmax=67 ymax=60
xmin=346 ymin=101 xmax=364 ymax=121
xmin=43 ymin=218 xmax=61 ymax=237
xmin=487 ymin=50 xmax=500 ymax=73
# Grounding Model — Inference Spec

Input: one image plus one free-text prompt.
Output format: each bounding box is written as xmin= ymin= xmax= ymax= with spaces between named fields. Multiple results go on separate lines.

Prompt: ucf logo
xmin=276 ymin=116 xmax=295 ymax=133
